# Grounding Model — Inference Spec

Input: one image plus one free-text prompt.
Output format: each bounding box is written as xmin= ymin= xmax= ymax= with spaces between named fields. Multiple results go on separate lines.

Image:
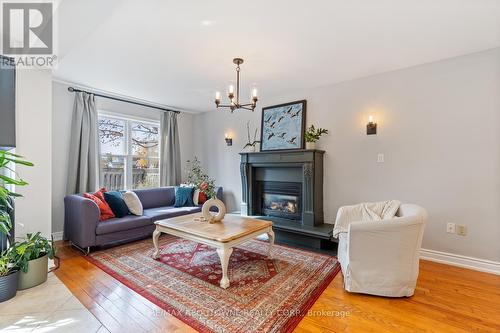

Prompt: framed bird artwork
xmin=260 ymin=100 xmax=306 ymax=151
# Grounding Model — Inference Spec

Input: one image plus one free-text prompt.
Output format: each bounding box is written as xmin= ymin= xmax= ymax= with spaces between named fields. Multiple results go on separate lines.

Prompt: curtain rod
xmin=67 ymin=86 xmax=181 ymax=114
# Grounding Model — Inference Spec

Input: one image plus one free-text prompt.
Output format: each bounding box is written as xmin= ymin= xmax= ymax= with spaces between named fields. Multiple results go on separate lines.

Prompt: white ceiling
xmin=54 ymin=0 xmax=500 ymax=113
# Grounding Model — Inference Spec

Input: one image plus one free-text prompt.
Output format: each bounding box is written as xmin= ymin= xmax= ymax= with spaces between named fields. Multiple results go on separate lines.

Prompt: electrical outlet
xmin=446 ymin=223 xmax=456 ymax=234
xmin=457 ymin=225 xmax=467 ymax=236
xmin=377 ymin=153 xmax=384 ymax=163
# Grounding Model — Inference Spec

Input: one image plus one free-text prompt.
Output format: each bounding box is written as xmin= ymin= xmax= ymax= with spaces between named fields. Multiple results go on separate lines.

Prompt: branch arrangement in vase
xmin=243 ymin=121 xmax=260 ymax=151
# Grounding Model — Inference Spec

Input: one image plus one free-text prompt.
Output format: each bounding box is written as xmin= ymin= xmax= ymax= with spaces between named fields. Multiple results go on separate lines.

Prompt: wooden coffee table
xmin=152 ymin=213 xmax=274 ymax=289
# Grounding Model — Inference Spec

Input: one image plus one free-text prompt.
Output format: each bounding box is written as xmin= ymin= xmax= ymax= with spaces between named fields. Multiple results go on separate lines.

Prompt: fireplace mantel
xmin=240 ymin=149 xmax=333 ymax=249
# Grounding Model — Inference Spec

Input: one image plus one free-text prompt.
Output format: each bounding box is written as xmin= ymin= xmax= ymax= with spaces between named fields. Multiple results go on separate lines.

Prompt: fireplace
xmin=240 ymin=149 xmax=334 ymax=250
xmin=258 ymin=181 xmax=302 ymax=220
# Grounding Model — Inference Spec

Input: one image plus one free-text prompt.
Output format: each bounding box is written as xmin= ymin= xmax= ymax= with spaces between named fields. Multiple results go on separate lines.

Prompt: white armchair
xmin=337 ymin=204 xmax=427 ymax=297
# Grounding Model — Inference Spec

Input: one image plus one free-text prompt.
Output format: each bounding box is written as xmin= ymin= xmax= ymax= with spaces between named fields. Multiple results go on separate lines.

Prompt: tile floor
xmin=0 ymin=273 xmax=105 ymax=333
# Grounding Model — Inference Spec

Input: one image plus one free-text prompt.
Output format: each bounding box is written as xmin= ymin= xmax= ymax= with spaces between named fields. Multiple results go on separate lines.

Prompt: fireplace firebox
xmin=258 ymin=181 xmax=302 ymax=220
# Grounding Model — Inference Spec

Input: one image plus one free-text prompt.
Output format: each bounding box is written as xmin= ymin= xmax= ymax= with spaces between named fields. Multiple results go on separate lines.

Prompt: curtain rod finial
xmin=68 ymin=87 xmax=75 ymax=92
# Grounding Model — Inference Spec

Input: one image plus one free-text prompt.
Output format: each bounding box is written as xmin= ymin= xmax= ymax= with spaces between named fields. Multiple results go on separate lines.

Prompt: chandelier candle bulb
xmin=215 ymin=91 xmax=221 ymax=101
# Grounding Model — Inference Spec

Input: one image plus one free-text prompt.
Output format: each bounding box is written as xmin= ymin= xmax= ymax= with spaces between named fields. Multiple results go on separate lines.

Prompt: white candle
xmin=252 ymin=88 xmax=258 ymax=98
xmin=368 ymin=115 xmax=374 ymax=123
xmin=228 ymin=85 xmax=234 ymax=94
xmin=215 ymin=91 xmax=220 ymax=101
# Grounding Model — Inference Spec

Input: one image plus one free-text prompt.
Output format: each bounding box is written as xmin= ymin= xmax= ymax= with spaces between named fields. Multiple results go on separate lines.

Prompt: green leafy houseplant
xmin=12 ymin=232 xmax=55 ymax=273
xmin=0 ymin=150 xmax=34 ymax=238
xmin=304 ymin=125 xmax=329 ymax=143
xmin=0 ymin=248 xmax=16 ymax=277
xmin=185 ymin=157 xmax=216 ymax=199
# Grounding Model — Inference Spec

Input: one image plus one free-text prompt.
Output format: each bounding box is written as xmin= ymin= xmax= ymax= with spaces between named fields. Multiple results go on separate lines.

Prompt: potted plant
xmin=12 ymin=232 xmax=55 ymax=290
xmin=304 ymin=125 xmax=328 ymax=149
xmin=0 ymin=150 xmax=33 ymax=251
xmin=185 ymin=157 xmax=217 ymax=200
xmin=243 ymin=121 xmax=260 ymax=152
xmin=0 ymin=248 xmax=18 ymax=302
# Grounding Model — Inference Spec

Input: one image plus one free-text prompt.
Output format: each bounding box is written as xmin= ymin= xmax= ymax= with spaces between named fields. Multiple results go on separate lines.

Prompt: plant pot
xmin=0 ymin=233 xmax=8 ymax=252
xmin=305 ymin=142 xmax=316 ymax=150
xmin=0 ymin=270 xmax=18 ymax=302
xmin=18 ymin=254 xmax=48 ymax=290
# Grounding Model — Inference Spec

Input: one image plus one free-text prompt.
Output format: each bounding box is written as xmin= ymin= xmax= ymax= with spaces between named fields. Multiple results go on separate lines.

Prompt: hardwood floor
xmin=54 ymin=241 xmax=500 ymax=333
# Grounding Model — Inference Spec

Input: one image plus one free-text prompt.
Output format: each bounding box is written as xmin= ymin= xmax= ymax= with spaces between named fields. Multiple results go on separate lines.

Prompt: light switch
xmin=377 ymin=153 xmax=384 ymax=163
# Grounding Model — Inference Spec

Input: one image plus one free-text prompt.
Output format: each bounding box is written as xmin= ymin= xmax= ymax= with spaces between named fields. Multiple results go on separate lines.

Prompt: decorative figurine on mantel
xmin=304 ymin=125 xmax=328 ymax=149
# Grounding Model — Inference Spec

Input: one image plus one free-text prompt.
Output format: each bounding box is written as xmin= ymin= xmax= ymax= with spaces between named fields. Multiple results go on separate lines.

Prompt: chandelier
xmin=214 ymin=58 xmax=258 ymax=112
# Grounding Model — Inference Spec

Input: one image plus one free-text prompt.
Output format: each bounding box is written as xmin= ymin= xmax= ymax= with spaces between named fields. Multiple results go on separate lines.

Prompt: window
xmin=98 ymin=114 xmax=160 ymax=190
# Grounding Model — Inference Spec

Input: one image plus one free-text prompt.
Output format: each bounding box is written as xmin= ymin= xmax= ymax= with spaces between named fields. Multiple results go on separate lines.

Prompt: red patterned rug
xmin=85 ymin=235 xmax=340 ymax=333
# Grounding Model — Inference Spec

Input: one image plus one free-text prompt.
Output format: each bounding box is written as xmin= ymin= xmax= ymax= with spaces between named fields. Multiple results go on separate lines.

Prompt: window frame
xmin=98 ymin=111 xmax=160 ymax=190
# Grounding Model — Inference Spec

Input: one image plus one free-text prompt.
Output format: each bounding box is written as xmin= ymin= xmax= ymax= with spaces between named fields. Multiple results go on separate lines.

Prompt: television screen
xmin=0 ymin=56 xmax=16 ymax=150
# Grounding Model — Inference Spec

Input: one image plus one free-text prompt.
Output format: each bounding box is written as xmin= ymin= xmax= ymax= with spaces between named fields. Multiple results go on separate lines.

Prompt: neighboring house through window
xmin=98 ymin=113 xmax=160 ymax=190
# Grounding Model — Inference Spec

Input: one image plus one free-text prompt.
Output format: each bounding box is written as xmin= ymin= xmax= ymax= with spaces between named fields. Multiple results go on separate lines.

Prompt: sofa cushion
xmin=134 ymin=187 xmax=175 ymax=209
xmin=174 ymin=186 xmax=195 ymax=207
xmin=104 ymin=191 xmax=129 ymax=218
xmin=96 ymin=215 xmax=152 ymax=235
xmin=143 ymin=206 xmax=201 ymax=222
xmin=123 ymin=191 xmax=143 ymax=215
xmin=83 ymin=192 xmax=115 ymax=221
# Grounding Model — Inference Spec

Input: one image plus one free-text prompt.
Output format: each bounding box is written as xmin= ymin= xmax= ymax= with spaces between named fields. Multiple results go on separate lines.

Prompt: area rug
xmin=85 ymin=235 xmax=340 ymax=333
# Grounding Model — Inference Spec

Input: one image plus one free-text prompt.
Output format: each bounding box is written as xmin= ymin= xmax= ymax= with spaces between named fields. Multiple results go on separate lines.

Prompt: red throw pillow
xmin=198 ymin=191 xmax=208 ymax=204
xmin=84 ymin=191 xmax=115 ymax=221
xmin=94 ymin=187 xmax=107 ymax=202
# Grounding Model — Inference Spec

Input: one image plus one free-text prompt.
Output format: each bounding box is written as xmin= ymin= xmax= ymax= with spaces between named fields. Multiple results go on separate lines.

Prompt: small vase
xmin=244 ymin=145 xmax=256 ymax=153
xmin=306 ymin=142 xmax=316 ymax=150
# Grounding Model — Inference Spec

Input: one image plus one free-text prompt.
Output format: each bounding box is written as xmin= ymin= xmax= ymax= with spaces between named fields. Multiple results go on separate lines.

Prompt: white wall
xmin=15 ymin=69 xmax=53 ymax=238
xmin=193 ymin=48 xmax=500 ymax=262
xmin=51 ymin=81 xmax=195 ymax=233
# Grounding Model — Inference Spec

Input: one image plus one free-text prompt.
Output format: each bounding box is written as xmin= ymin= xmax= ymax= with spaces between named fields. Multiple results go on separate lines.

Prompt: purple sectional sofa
xmin=64 ymin=186 xmax=223 ymax=253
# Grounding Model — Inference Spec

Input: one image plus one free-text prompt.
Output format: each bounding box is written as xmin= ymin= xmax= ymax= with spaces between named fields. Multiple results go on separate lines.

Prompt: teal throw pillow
xmin=104 ymin=191 xmax=130 ymax=218
xmin=174 ymin=187 xmax=195 ymax=207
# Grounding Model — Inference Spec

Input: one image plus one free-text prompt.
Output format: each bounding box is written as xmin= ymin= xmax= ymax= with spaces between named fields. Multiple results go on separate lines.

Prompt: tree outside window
xmin=98 ymin=115 xmax=160 ymax=190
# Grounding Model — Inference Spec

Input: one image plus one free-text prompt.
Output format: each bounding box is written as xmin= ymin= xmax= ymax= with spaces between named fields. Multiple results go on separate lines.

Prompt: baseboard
xmin=420 ymin=248 xmax=500 ymax=275
xmin=52 ymin=231 xmax=64 ymax=241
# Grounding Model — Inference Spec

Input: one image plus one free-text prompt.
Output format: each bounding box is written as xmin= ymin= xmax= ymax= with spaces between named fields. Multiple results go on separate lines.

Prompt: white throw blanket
xmin=333 ymin=200 xmax=401 ymax=238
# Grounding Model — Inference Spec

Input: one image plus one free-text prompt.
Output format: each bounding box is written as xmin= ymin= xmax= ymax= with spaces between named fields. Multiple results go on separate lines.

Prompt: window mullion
xmin=126 ymin=120 xmax=133 ymax=190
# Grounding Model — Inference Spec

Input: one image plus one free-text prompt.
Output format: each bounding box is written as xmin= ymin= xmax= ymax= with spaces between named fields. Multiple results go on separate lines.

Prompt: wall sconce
xmin=366 ymin=115 xmax=377 ymax=135
xmin=224 ymin=133 xmax=233 ymax=146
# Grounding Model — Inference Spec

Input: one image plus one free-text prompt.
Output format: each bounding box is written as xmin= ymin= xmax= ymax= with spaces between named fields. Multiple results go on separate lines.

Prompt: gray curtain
xmin=66 ymin=92 xmax=99 ymax=194
xmin=160 ymin=111 xmax=181 ymax=186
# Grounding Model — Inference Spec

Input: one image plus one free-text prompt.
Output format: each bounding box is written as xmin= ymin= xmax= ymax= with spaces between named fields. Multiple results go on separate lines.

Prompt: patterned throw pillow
xmin=83 ymin=191 xmax=115 ymax=221
xmin=174 ymin=187 xmax=195 ymax=207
